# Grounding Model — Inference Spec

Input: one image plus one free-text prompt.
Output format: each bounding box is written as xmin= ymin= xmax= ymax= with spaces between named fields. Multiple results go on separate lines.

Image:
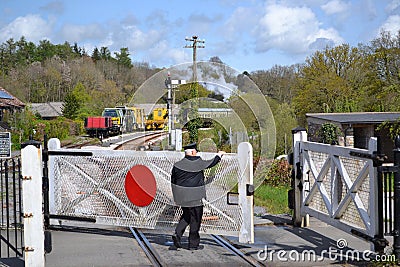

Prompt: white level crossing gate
xmin=47 ymin=139 xmax=254 ymax=242
xmin=292 ymin=130 xmax=382 ymax=249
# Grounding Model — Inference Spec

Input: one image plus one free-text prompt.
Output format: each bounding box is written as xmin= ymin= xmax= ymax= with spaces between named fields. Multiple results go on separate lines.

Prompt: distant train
xmin=84 ymin=105 xmax=233 ymax=138
xmin=84 ymin=106 xmax=168 ymax=138
xmin=84 ymin=106 xmax=146 ymax=138
xmin=145 ymin=107 xmax=168 ymax=130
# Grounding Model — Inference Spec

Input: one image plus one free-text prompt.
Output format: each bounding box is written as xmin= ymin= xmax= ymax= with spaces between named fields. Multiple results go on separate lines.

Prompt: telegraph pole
xmin=184 ymin=35 xmax=205 ymax=82
xmin=184 ymin=36 xmax=205 ymax=143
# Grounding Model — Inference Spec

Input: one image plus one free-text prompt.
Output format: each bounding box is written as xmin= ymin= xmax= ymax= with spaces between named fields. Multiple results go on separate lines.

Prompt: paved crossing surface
xmin=40 ymin=214 xmax=385 ymax=267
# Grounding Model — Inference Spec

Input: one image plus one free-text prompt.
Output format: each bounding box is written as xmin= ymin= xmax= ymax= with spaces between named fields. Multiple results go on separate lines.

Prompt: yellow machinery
xmin=130 ymin=107 xmax=145 ymax=130
xmin=145 ymin=108 xmax=168 ymax=130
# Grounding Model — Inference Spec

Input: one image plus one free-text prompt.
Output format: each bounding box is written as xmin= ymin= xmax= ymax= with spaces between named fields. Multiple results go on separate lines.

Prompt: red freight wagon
xmin=84 ymin=116 xmax=113 ymax=138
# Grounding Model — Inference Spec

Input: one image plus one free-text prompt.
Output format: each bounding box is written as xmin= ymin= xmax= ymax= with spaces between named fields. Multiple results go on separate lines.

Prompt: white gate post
xmin=21 ymin=141 xmax=45 ymax=267
xmin=292 ymin=127 xmax=308 ymax=227
xmin=238 ymin=142 xmax=254 ymax=243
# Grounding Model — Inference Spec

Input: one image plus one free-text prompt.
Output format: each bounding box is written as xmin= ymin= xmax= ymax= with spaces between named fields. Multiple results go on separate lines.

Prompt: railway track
xmin=114 ymin=131 xmax=167 ymax=150
xmin=63 ymin=131 xmax=167 ymax=150
xmin=128 ymin=228 xmax=262 ymax=267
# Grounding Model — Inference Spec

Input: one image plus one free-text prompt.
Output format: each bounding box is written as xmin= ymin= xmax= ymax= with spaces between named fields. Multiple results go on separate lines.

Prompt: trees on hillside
xmin=0 ymin=37 xmax=157 ymax=119
xmin=1 ymin=31 xmax=400 ymax=151
xmin=363 ymin=30 xmax=400 ymax=111
xmin=292 ymin=44 xmax=366 ymax=125
xmin=289 ymin=30 xmax=400 ymax=126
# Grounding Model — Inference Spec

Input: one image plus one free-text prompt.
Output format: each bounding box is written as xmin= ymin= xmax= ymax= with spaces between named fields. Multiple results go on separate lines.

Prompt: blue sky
xmin=1 ymin=0 xmax=399 ymax=72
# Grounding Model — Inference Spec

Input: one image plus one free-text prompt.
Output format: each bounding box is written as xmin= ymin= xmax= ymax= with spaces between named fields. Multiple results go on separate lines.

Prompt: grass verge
xmin=254 ymin=183 xmax=292 ymax=215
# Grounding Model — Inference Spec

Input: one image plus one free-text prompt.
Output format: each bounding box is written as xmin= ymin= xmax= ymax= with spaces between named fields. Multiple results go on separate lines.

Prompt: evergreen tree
xmin=91 ymin=47 xmax=101 ymax=62
xmin=114 ymin=47 xmax=132 ymax=69
xmin=100 ymin=47 xmax=111 ymax=60
xmin=62 ymin=91 xmax=80 ymax=119
xmin=62 ymin=82 xmax=90 ymax=119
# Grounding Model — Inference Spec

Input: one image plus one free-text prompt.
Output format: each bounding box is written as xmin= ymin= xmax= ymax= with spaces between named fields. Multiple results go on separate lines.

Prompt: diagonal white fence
xmin=47 ymin=139 xmax=254 ymax=243
xmin=293 ymin=130 xmax=380 ymax=248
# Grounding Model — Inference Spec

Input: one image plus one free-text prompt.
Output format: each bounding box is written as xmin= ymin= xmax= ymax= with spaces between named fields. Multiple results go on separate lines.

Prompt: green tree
xmin=268 ymin=98 xmax=297 ymax=155
xmin=91 ymin=47 xmax=101 ymax=62
xmin=361 ymin=30 xmax=400 ymax=111
xmin=293 ymin=44 xmax=365 ymax=125
xmin=174 ymin=83 xmax=210 ymax=104
xmin=100 ymin=46 xmax=112 ymax=60
xmin=62 ymin=91 xmax=79 ymax=119
xmin=36 ymin=39 xmax=57 ymax=62
xmin=114 ymin=47 xmax=132 ymax=69
xmin=186 ymin=82 xmax=202 ymax=143
xmin=62 ymin=82 xmax=90 ymax=119
xmin=318 ymin=123 xmax=341 ymax=145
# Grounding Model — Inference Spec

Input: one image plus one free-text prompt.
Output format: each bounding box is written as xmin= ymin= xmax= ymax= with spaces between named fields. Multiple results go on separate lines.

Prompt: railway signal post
xmin=165 ymin=72 xmax=185 ymax=150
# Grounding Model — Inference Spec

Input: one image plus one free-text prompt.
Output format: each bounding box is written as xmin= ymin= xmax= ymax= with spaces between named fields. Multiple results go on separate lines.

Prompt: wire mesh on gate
xmin=50 ymin=150 xmax=243 ymax=235
xmin=305 ymin=150 xmax=371 ymax=231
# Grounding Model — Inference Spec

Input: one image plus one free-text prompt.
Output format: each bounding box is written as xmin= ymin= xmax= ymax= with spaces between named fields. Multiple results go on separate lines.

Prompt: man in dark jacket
xmin=171 ymin=142 xmax=225 ymax=250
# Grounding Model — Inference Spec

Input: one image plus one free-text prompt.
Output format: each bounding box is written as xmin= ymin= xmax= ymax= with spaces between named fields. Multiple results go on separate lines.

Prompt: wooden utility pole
xmin=184 ymin=35 xmax=205 ymax=82
xmin=184 ymin=35 xmax=205 ymax=143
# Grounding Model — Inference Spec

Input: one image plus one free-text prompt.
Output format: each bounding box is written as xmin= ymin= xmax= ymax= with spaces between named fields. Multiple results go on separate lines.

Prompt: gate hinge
xmin=22 ymin=176 xmax=32 ymax=180
xmin=23 ymin=246 xmax=35 ymax=252
xmin=23 ymin=213 xmax=33 ymax=218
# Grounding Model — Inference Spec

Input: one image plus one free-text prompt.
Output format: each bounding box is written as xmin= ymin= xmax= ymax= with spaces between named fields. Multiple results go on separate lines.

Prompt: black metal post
xmin=4 ymin=160 xmax=10 ymax=257
xmin=42 ymin=134 xmax=49 ymax=228
xmin=393 ymin=136 xmax=400 ymax=262
xmin=42 ymin=134 xmax=52 ymax=254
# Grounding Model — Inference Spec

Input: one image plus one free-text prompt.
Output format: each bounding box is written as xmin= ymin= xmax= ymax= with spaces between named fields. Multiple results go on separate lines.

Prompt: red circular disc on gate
xmin=124 ymin=165 xmax=157 ymax=207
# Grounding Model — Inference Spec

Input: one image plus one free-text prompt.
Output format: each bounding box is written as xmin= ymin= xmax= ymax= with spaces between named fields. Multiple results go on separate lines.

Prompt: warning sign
xmin=0 ymin=132 xmax=11 ymax=158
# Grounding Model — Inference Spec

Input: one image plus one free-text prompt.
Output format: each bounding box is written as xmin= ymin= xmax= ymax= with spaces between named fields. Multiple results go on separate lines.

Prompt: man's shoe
xmin=172 ymin=235 xmax=182 ymax=248
xmin=189 ymin=245 xmax=204 ymax=250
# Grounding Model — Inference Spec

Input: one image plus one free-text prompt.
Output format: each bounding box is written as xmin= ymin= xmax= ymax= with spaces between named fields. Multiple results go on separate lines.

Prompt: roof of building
xmin=0 ymin=87 xmax=25 ymax=109
xmin=306 ymin=112 xmax=400 ymax=124
xmin=29 ymin=102 xmax=63 ymax=118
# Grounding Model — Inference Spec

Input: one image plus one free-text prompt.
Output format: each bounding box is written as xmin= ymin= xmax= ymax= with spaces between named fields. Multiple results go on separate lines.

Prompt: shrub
xmin=264 ymin=158 xmax=292 ymax=187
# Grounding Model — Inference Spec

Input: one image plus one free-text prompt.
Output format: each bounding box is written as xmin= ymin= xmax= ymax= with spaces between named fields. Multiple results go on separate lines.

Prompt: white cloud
xmin=0 ymin=14 xmax=53 ymax=42
xmin=60 ymin=23 xmax=105 ymax=42
xmin=121 ymin=26 xmax=163 ymax=50
xmin=321 ymin=0 xmax=350 ymax=15
xmin=379 ymin=15 xmax=400 ymax=35
xmin=146 ymin=40 xmax=190 ymax=66
xmin=386 ymin=0 xmax=400 ymax=14
xmin=254 ymin=3 xmax=343 ymax=54
xmin=223 ymin=6 xmax=259 ymax=40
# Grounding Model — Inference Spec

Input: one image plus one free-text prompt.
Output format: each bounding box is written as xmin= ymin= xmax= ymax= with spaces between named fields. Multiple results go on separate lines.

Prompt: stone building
xmin=0 ymin=86 xmax=25 ymax=130
xmin=306 ymin=112 xmax=400 ymax=162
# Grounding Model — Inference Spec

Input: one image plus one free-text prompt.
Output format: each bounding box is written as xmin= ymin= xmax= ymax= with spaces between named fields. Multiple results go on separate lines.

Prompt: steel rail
xmin=129 ymin=227 xmax=163 ymax=267
xmin=114 ymin=131 xmax=166 ymax=150
xmin=211 ymin=234 xmax=262 ymax=267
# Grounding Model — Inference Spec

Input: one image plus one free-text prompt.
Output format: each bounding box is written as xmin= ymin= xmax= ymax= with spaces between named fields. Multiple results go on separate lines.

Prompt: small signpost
xmin=0 ymin=132 xmax=11 ymax=158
